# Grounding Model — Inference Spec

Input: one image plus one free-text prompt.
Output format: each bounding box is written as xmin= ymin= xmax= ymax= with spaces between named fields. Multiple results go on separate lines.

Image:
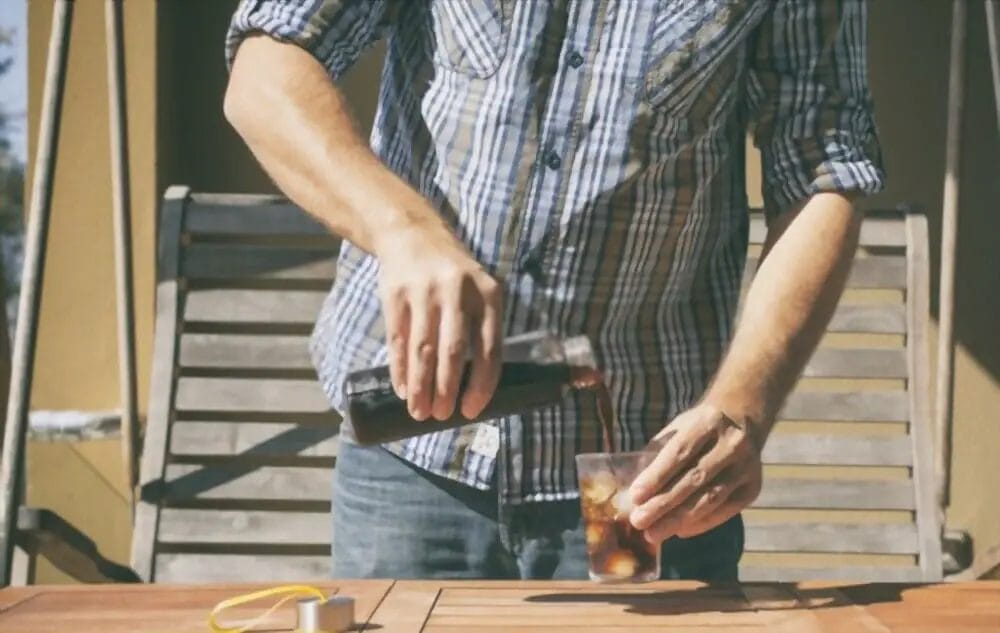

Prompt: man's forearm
xmin=225 ymin=36 xmax=504 ymax=421
xmin=704 ymin=192 xmax=862 ymax=443
xmin=224 ymin=35 xmax=447 ymax=254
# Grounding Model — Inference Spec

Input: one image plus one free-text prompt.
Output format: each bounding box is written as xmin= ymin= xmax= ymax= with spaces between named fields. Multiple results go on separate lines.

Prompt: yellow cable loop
xmin=207 ymin=584 xmax=327 ymax=633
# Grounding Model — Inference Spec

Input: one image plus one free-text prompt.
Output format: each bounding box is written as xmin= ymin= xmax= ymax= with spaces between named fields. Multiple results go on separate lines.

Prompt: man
xmin=224 ymin=0 xmax=884 ymax=581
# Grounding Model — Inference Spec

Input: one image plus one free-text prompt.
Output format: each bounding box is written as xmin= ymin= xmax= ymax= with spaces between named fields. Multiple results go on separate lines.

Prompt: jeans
xmin=331 ymin=438 xmax=743 ymax=580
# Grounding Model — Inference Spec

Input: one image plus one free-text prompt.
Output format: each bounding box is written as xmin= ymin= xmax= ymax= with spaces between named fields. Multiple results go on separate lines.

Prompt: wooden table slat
xmin=0 ymin=581 xmax=393 ymax=633
xmin=363 ymin=581 xmax=440 ymax=632
xmin=0 ymin=581 xmax=997 ymax=632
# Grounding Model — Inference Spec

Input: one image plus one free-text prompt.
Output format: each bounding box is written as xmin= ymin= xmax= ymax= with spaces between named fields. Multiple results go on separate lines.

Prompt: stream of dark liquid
xmin=573 ymin=368 xmax=662 ymax=581
xmin=571 ymin=366 xmax=616 ymax=452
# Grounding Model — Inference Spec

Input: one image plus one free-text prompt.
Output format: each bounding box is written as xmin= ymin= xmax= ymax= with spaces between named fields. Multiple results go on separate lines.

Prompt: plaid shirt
xmin=227 ymin=0 xmax=884 ymax=503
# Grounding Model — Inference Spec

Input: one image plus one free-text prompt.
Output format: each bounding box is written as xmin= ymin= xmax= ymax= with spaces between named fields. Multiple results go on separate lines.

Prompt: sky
xmin=0 ymin=0 xmax=28 ymax=162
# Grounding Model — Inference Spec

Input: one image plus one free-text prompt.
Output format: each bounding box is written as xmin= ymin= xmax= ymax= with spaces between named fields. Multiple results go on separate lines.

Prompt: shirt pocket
xmin=428 ymin=0 xmax=511 ymax=79
xmin=642 ymin=0 xmax=767 ymax=115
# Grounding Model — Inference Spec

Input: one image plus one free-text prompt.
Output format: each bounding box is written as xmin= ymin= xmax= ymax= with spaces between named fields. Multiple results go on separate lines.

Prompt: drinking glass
xmin=576 ymin=451 xmax=661 ymax=583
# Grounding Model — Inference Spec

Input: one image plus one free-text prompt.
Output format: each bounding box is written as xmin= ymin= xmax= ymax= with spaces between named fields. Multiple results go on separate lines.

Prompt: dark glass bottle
xmin=344 ymin=330 xmax=596 ymax=445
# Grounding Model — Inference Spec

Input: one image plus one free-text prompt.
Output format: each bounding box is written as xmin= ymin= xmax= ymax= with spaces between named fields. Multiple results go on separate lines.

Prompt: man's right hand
xmin=225 ymin=37 xmax=502 ymax=421
xmin=375 ymin=224 xmax=503 ymax=422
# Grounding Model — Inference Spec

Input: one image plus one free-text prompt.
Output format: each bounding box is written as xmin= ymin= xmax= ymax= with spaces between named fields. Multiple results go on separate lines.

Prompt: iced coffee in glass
xmin=576 ymin=451 xmax=660 ymax=583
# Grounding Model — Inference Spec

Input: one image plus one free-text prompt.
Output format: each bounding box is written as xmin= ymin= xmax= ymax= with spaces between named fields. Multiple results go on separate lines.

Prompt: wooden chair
xmin=740 ymin=208 xmax=941 ymax=582
xmin=132 ymin=187 xmax=940 ymax=582
xmin=132 ymin=186 xmax=341 ymax=582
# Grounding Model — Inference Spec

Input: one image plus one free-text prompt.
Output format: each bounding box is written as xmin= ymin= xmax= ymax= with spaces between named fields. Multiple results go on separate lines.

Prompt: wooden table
xmin=0 ymin=580 xmax=997 ymax=632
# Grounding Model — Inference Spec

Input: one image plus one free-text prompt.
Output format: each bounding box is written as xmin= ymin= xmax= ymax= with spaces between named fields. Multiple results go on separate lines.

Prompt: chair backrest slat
xmin=755 ymin=479 xmax=914 ymax=511
xmin=174 ymin=376 xmax=331 ymax=414
xmin=745 ymin=255 xmax=907 ymax=289
xmin=154 ymin=553 xmax=330 ymax=584
xmin=169 ymin=421 xmax=339 ymax=459
xmin=157 ymin=509 xmax=329 ymax=546
xmin=745 ymin=523 xmax=919 ymax=555
xmin=740 ymin=565 xmax=924 ymax=582
xmin=779 ymin=391 xmax=908 ymax=422
xmin=825 ymin=304 xmax=905 ymax=333
xmin=748 ymin=214 xmax=908 ymax=246
xmin=184 ymin=288 xmax=328 ymax=325
xmin=182 ymin=195 xmax=331 ymax=237
xmin=761 ymin=435 xmax=913 ymax=467
xmin=802 ymin=348 xmax=906 ymax=379
xmin=162 ymin=464 xmax=331 ymax=503
xmin=182 ymin=244 xmax=337 ymax=281
xmin=179 ymin=333 xmax=314 ymax=370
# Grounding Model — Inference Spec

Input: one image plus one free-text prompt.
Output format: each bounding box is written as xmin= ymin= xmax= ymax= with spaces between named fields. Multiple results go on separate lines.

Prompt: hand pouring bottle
xmin=344 ymin=330 xmax=596 ymax=445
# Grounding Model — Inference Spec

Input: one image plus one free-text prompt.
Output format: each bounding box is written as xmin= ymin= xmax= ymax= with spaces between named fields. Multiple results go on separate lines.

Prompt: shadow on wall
xmin=158 ymin=1 xmax=998 ymax=381
xmin=863 ymin=0 xmax=999 ymax=381
xmin=156 ymin=0 xmax=383 ymax=194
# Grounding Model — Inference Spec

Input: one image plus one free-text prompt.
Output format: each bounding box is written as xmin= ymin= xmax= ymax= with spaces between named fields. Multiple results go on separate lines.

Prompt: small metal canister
xmin=296 ymin=595 xmax=355 ymax=633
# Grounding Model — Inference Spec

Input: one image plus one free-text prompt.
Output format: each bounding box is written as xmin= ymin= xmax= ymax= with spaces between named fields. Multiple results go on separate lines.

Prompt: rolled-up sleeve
xmin=748 ymin=0 xmax=886 ymax=219
xmin=226 ymin=0 xmax=391 ymax=79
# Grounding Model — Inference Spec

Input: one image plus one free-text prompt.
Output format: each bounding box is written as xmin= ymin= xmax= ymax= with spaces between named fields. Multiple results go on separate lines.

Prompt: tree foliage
xmin=0 ymin=23 xmax=24 ymax=325
xmin=0 ymin=26 xmax=24 ymax=233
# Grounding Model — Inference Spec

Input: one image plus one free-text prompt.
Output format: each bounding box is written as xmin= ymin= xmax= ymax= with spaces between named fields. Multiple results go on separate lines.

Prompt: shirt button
xmin=545 ymin=150 xmax=562 ymax=170
xmin=568 ymin=51 xmax=584 ymax=68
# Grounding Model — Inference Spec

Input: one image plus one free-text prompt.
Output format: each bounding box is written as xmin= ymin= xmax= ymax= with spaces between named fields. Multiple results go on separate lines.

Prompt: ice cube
xmin=581 ymin=502 xmax=599 ymax=522
xmin=604 ymin=550 xmax=638 ymax=578
xmin=582 ymin=498 xmax=618 ymax=522
xmin=611 ymin=489 xmax=633 ymax=518
xmin=581 ymin=472 xmax=617 ymax=506
xmin=585 ymin=523 xmax=610 ymax=549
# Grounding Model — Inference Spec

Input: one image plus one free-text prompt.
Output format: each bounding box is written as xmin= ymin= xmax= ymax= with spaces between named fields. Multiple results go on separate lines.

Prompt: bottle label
xmin=470 ymin=424 xmax=501 ymax=458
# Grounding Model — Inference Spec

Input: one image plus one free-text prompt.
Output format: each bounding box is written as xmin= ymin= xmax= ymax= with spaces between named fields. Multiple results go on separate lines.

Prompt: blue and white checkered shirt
xmin=227 ymin=0 xmax=885 ymax=503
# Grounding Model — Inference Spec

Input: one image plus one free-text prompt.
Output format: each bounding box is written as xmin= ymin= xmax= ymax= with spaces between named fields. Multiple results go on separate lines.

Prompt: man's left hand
xmin=628 ymin=404 xmax=764 ymax=545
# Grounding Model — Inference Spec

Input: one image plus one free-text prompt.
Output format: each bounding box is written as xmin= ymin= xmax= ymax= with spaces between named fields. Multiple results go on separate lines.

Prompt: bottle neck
xmin=568 ymin=365 xmax=603 ymax=390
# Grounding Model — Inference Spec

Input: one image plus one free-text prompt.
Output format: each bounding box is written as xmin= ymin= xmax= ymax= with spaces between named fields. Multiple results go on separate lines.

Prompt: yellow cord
xmin=207 ymin=584 xmax=327 ymax=633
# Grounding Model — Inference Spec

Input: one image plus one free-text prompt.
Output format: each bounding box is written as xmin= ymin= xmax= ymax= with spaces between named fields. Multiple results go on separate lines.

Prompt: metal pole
xmin=935 ymin=0 xmax=966 ymax=518
xmin=0 ymin=0 xmax=75 ymax=586
xmin=986 ymin=0 xmax=1000 ymax=131
xmin=104 ymin=0 xmax=139 ymax=515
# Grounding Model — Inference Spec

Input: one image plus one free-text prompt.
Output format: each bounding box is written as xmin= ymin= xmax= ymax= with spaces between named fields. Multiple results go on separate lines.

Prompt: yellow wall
xmin=22 ymin=0 xmax=999 ymax=581
xmin=27 ymin=0 xmax=156 ymax=411
xmin=24 ymin=0 xmax=157 ymax=581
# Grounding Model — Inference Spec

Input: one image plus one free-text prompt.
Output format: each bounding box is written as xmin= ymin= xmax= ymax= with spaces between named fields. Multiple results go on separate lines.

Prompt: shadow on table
xmin=252 ymin=620 xmax=381 ymax=633
xmin=524 ymin=583 xmax=932 ymax=616
xmin=225 ymin=625 xmax=380 ymax=633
